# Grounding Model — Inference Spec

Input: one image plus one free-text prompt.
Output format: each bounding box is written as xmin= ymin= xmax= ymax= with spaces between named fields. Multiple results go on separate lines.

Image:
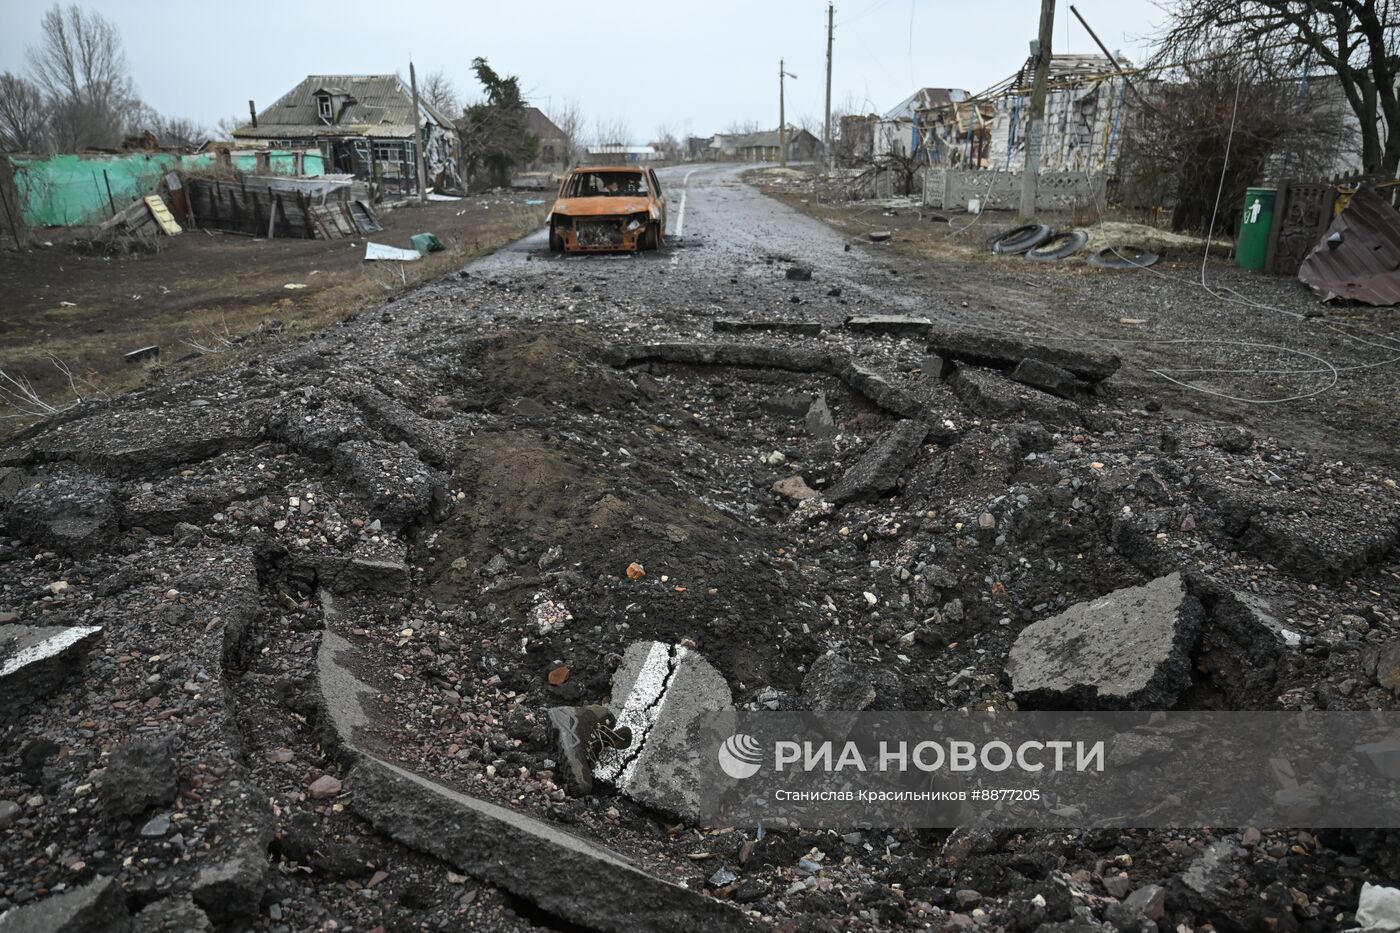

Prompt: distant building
xmin=731 ymin=127 xmax=822 ymax=162
xmin=232 ymin=74 xmax=460 ymax=196
xmin=523 ymin=107 xmax=569 ymax=171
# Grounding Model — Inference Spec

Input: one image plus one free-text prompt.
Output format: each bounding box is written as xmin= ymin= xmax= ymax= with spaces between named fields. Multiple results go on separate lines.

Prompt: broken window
xmin=374 ymin=142 xmax=405 ymax=163
xmin=563 ymin=171 xmax=648 ymax=198
xmin=317 ymin=95 xmax=333 ymax=121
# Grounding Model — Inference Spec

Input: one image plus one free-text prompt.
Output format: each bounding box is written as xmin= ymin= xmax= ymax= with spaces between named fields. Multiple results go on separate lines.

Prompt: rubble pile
xmin=1 ymin=247 xmax=1398 ymax=933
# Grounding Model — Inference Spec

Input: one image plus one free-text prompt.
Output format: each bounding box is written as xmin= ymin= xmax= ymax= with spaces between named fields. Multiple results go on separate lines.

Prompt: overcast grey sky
xmin=0 ymin=0 xmax=1167 ymax=141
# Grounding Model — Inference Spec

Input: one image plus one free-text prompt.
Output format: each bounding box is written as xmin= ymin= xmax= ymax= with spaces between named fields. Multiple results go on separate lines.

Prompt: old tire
xmin=990 ymin=224 xmax=1053 ymax=255
xmin=1087 ymin=245 xmax=1160 ymax=269
xmin=1026 ymin=230 xmax=1089 ymax=261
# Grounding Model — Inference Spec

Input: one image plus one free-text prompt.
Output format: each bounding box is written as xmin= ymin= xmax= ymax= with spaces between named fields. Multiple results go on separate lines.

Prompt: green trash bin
xmin=1236 ymin=187 xmax=1276 ymax=271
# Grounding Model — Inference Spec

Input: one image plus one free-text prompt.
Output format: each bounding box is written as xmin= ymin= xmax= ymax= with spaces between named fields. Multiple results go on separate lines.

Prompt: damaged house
xmin=875 ymin=88 xmax=971 ymax=159
xmin=983 ymin=54 xmax=1134 ymax=173
xmin=233 ymin=75 xmax=460 ymax=197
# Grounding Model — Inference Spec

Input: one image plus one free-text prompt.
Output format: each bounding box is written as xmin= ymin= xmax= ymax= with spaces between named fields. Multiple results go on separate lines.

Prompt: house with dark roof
xmin=233 ymin=74 xmax=460 ymax=195
xmin=521 ymin=107 xmax=569 ymax=171
xmin=731 ymin=127 xmax=822 ymax=162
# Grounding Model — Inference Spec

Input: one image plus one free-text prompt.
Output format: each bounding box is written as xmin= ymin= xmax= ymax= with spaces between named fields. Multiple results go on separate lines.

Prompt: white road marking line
xmin=1 ymin=625 xmax=101 ymax=677
xmin=674 ymin=168 xmax=698 ymax=238
xmin=593 ymin=641 xmax=672 ymax=783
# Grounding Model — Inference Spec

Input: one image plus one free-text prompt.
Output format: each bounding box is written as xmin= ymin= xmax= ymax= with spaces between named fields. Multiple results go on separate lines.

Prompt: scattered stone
xmin=1105 ymin=883 xmax=1166 ymax=931
xmin=308 ymin=775 xmax=342 ymax=799
xmin=0 ymin=800 xmax=19 ymax=829
xmin=785 ymin=266 xmax=813 ymax=281
xmin=140 ymin=812 xmax=172 ymax=837
xmin=772 ymin=475 xmax=820 ymax=501
xmin=803 ymin=652 xmax=877 ymax=711
xmin=708 ymin=867 xmax=738 ymax=888
xmin=1009 ymin=357 xmax=1088 ymax=398
xmin=99 ymin=732 xmax=178 ymax=821
xmin=1006 ymin=573 xmax=1203 ymax=710
xmin=625 ymin=562 xmax=646 ymax=581
xmin=825 ymin=420 xmax=928 ymax=504
xmin=1366 ymin=637 xmax=1400 ymax=694
xmin=528 ymin=597 xmax=573 ymax=635
xmin=844 ymin=315 xmax=933 ymax=336
xmin=927 ymin=329 xmax=1120 ymax=382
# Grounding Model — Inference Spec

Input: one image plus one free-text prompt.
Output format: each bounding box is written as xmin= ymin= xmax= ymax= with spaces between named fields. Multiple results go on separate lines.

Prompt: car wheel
xmin=548 ymin=225 xmax=564 ymax=253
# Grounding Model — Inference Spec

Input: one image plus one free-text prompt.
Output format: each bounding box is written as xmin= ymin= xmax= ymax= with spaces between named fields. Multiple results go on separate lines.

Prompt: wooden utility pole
xmin=1019 ymin=0 xmax=1056 ymax=219
xmin=824 ymin=2 xmax=834 ymax=172
xmin=409 ymin=60 xmax=428 ymax=203
xmin=779 ymin=60 xmax=797 ymax=166
xmin=780 ymin=59 xmax=787 ymax=166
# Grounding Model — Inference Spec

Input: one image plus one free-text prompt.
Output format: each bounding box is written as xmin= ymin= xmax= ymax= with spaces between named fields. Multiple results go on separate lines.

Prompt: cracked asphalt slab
xmin=1 ymin=163 xmax=1398 ymax=931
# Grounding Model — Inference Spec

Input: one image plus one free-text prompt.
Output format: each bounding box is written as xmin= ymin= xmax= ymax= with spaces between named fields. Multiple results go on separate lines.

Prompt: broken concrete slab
xmin=1009 ymin=358 xmax=1088 ymax=398
xmin=594 ymin=641 xmax=733 ymax=820
xmin=189 ymin=837 xmax=270 ymax=926
xmin=844 ymin=315 xmax=933 ymax=337
xmin=825 ymin=419 xmax=928 ymax=504
xmin=713 ymin=319 xmax=823 ymax=337
xmin=805 ymin=394 xmax=835 ymax=437
xmin=3 ymin=466 xmax=117 ymax=557
xmin=0 ymin=874 xmax=129 ymax=932
xmin=1006 ymin=572 xmax=1203 ymax=710
xmin=26 ymin=401 xmax=268 ymax=476
xmin=350 ymin=756 xmax=754 ymax=933
xmin=0 ymin=625 xmax=102 ymax=725
xmin=332 ymin=440 xmax=434 ymax=531
xmin=349 ymin=384 xmax=454 ymax=469
xmin=619 ymin=342 xmax=834 ymax=373
xmin=947 ymin=365 xmax=1079 ymax=424
xmin=131 ymin=896 xmax=211 ymax=933
xmin=927 ymin=330 xmax=1120 ymax=382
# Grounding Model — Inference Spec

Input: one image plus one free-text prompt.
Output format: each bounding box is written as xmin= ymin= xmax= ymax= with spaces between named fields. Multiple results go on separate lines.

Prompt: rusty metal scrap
xmin=1297 ymin=186 xmax=1400 ymax=307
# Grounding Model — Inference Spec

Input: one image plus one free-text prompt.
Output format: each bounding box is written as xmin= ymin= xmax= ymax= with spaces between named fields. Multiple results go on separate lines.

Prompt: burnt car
xmin=548 ymin=166 xmax=667 ymax=253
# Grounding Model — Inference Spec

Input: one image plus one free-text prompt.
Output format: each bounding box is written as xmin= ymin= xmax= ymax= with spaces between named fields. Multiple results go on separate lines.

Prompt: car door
xmin=648 ymin=169 xmax=666 ymax=230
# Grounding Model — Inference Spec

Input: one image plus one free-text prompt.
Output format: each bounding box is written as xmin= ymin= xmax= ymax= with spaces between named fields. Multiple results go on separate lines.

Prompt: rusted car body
xmin=548 ymin=166 xmax=667 ymax=253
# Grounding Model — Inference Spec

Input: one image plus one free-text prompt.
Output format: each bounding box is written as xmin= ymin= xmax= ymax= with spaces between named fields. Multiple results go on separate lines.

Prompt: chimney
xmin=248 ymin=100 xmax=257 ymax=128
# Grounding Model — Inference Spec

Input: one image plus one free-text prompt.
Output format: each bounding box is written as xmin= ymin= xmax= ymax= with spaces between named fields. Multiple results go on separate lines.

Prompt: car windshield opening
xmin=565 ymin=171 xmax=648 ymax=198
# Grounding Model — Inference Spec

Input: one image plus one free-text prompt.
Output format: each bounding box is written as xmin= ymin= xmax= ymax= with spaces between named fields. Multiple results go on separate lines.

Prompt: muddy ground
xmin=0 ymin=191 xmax=549 ymax=427
xmin=1 ymin=163 xmax=1398 ymax=932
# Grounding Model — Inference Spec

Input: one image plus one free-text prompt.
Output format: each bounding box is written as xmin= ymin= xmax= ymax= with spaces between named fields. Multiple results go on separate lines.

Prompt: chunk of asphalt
xmin=804 ymin=393 xmax=835 ymax=438
xmin=785 ymin=265 xmax=813 ymax=281
xmin=1006 ymin=572 xmax=1203 ymax=710
xmin=3 ymin=465 xmax=117 ymax=557
xmin=594 ymin=641 xmax=733 ymax=819
xmin=712 ymin=319 xmax=823 ymax=337
xmin=0 ymin=625 xmax=102 ymax=725
xmin=1008 ymin=357 xmax=1088 ymax=399
xmin=317 ymin=624 xmax=750 ymax=931
xmin=350 ymin=757 xmax=754 ymax=933
xmin=824 ymin=420 xmax=928 ymax=504
xmin=927 ymin=329 xmax=1120 ymax=382
xmin=844 ymin=315 xmax=933 ymax=337
xmin=803 ymin=652 xmax=876 ymax=711
xmin=946 ymin=365 xmax=1079 ymax=424
xmin=0 ymin=874 xmax=129 ymax=932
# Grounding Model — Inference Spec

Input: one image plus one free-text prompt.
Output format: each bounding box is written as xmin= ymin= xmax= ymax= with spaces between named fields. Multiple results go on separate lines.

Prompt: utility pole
xmin=779 ymin=59 xmax=798 ymax=166
xmin=824 ymin=2 xmax=834 ymax=173
xmin=1019 ymin=0 xmax=1055 ymax=219
xmin=409 ymin=59 xmax=428 ymax=203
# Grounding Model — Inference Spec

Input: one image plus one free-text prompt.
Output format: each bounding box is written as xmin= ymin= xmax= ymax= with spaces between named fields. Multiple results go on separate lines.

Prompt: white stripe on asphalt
xmin=674 ymin=168 xmax=698 ymax=238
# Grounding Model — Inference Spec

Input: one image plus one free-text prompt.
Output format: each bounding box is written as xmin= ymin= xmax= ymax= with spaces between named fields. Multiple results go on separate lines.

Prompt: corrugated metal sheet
xmin=1297 ymin=186 xmax=1400 ymax=306
xmin=233 ymin=75 xmax=453 ymax=140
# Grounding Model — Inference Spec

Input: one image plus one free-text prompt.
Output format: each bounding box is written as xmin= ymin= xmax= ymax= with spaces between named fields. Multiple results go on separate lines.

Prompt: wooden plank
xmin=143 ymin=195 xmax=183 ymax=235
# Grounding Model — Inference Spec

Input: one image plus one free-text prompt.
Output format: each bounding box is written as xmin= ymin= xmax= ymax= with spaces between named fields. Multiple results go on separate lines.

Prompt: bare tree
xmin=213 ymin=114 xmax=245 ymax=140
xmin=651 ymin=122 xmax=680 ymax=160
xmin=1155 ymin=0 xmax=1400 ymax=176
xmin=26 ymin=4 xmax=136 ymax=150
xmin=419 ymin=68 xmax=460 ymax=116
xmin=0 ymin=72 xmax=49 ymax=151
xmin=723 ymin=119 xmax=764 ymax=136
xmin=1119 ymin=52 xmax=1344 ymax=232
xmin=592 ymin=116 xmax=632 ymax=148
xmin=548 ymin=97 xmax=584 ymax=162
